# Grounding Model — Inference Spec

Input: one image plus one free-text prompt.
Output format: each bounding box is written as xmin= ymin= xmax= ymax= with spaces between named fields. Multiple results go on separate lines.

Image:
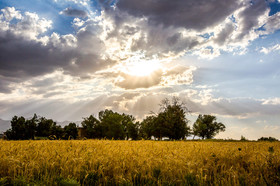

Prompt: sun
xmin=122 ymin=60 xmax=161 ymax=77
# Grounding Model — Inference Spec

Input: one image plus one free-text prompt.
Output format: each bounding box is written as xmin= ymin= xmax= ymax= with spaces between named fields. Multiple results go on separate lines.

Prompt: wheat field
xmin=0 ymin=140 xmax=279 ymax=185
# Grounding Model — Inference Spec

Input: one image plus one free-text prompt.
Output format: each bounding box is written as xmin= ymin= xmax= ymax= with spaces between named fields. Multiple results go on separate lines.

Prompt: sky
xmin=0 ymin=0 xmax=280 ymax=140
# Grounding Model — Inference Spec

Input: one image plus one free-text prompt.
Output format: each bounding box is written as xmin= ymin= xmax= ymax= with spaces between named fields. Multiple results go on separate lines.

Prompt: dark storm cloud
xmin=115 ymin=0 xmax=241 ymax=30
xmin=0 ymin=32 xmax=73 ymax=78
xmin=0 ymin=32 xmax=73 ymax=92
xmin=60 ymin=7 xmax=88 ymax=18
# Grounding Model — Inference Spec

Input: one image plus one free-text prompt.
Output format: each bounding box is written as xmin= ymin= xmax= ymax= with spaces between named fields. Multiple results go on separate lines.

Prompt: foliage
xmin=81 ymin=110 xmax=140 ymax=140
xmin=4 ymin=98 xmax=227 ymax=141
xmin=5 ymin=115 xmax=39 ymax=140
xmin=240 ymin=135 xmax=248 ymax=141
xmin=0 ymin=140 xmax=280 ymax=185
xmin=81 ymin=115 xmax=101 ymax=139
xmin=158 ymin=97 xmax=190 ymax=140
xmin=5 ymin=114 xmax=77 ymax=140
xmin=140 ymin=97 xmax=190 ymax=140
xmin=36 ymin=117 xmax=62 ymax=138
xmin=258 ymin=136 xmax=278 ymax=142
xmin=193 ymin=114 xmax=226 ymax=139
xmin=140 ymin=115 xmax=156 ymax=140
xmin=99 ymin=109 xmax=126 ymax=140
xmin=5 ymin=116 xmax=26 ymax=140
xmin=63 ymin=123 xmax=78 ymax=139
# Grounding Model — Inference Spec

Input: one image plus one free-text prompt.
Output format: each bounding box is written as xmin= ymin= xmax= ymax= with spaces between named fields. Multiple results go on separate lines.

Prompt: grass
xmin=0 ymin=140 xmax=280 ymax=185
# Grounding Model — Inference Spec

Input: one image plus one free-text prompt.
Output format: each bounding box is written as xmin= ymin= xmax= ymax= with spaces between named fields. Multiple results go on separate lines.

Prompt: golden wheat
xmin=0 ymin=140 xmax=279 ymax=185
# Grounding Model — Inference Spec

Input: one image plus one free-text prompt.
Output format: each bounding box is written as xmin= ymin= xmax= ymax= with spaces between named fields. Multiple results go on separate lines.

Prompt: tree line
xmin=4 ymin=98 xmax=226 ymax=140
xmin=5 ymin=114 xmax=78 ymax=140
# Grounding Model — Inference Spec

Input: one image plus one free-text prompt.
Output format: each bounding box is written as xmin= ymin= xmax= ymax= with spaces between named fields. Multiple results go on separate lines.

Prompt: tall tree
xmin=99 ymin=110 xmax=125 ymax=140
xmin=127 ymin=121 xmax=140 ymax=140
xmin=193 ymin=114 xmax=225 ymax=139
xmin=158 ymin=97 xmax=190 ymax=140
xmin=140 ymin=115 xmax=156 ymax=140
xmin=64 ymin=122 xmax=78 ymax=139
xmin=81 ymin=115 xmax=101 ymax=139
xmin=25 ymin=114 xmax=38 ymax=140
xmin=5 ymin=114 xmax=38 ymax=140
xmin=121 ymin=114 xmax=138 ymax=140
xmin=5 ymin=116 xmax=26 ymax=140
xmin=36 ymin=117 xmax=59 ymax=137
xmin=140 ymin=97 xmax=190 ymax=140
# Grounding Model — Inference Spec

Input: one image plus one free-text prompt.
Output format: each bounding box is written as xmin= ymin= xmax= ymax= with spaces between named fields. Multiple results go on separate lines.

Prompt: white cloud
xmin=0 ymin=7 xmax=22 ymax=21
xmin=72 ymin=18 xmax=85 ymax=28
xmin=0 ymin=7 xmax=52 ymax=41
xmin=260 ymin=44 xmax=280 ymax=54
xmin=262 ymin=97 xmax=280 ymax=105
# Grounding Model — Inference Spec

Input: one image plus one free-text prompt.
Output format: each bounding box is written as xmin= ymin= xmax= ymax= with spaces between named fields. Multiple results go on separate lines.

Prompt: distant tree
xmin=36 ymin=117 xmax=60 ymax=138
xmin=140 ymin=97 xmax=190 ymax=140
xmin=51 ymin=124 xmax=64 ymax=139
xmin=5 ymin=114 xmax=65 ymax=140
xmin=5 ymin=116 xmax=26 ymax=140
xmin=121 ymin=114 xmax=139 ymax=140
xmin=193 ymin=114 xmax=225 ymax=139
xmin=5 ymin=114 xmax=39 ymax=140
xmin=258 ymin=137 xmax=278 ymax=142
xmin=25 ymin=114 xmax=38 ymax=140
xmin=158 ymin=98 xmax=190 ymax=140
xmin=99 ymin=110 xmax=126 ymax=140
xmin=128 ymin=121 xmax=140 ymax=140
xmin=63 ymin=123 xmax=78 ymax=139
xmin=81 ymin=115 xmax=101 ymax=139
xmin=140 ymin=116 xmax=156 ymax=140
xmin=240 ymin=135 xmax=248 ymax=141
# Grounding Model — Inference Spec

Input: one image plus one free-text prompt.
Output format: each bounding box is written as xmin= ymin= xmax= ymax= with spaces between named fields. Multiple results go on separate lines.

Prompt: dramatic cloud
xmin=1 ymin=1 xmax=280 ymax=139
xmin=0 ymin=7 xmax=113 ymax=93
xmin=97 ymin=0 xmax=280 ymax=61
xmin=115 ymin=0 xmax=241 ymax=30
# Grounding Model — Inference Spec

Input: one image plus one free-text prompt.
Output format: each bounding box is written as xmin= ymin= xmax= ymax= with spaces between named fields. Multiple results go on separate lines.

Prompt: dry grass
xmin=0 ymin=140 xmax=280 ymax=185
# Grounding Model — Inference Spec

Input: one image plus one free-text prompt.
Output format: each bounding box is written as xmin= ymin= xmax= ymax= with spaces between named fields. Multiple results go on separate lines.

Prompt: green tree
xmin=158 ymin=98 xmax=190 ymax=140
xmin=81 ymin=115 xmax=101 ymax=139
xmin=121 ymin=114 xmax=139 ymax=140
xmin=140 ymin=116 xmax=156 ymax=140
xmin=5 ymin=116 xmax=26 ymax=140
xmin=127 ymin=121 xmax=140 ymax=140
xmin=63 ymin=122 xmax=78 ymax=139
xmin=51 ymin=124 xmax=64 ymax=139
xmin=5 ymin=114 xmax=38 ymax=140
xmin=99 ymin=109 xmax=125 ymax=140
xmin=140 ymin=97 xmax=190 ymax=140
xmin=36 ymin=117 xmax=60 ymax=137
xmin=193 ymin=114 xmax=225 ymax=139
xmin=25 ymin=114 xmax=38 ymax=140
